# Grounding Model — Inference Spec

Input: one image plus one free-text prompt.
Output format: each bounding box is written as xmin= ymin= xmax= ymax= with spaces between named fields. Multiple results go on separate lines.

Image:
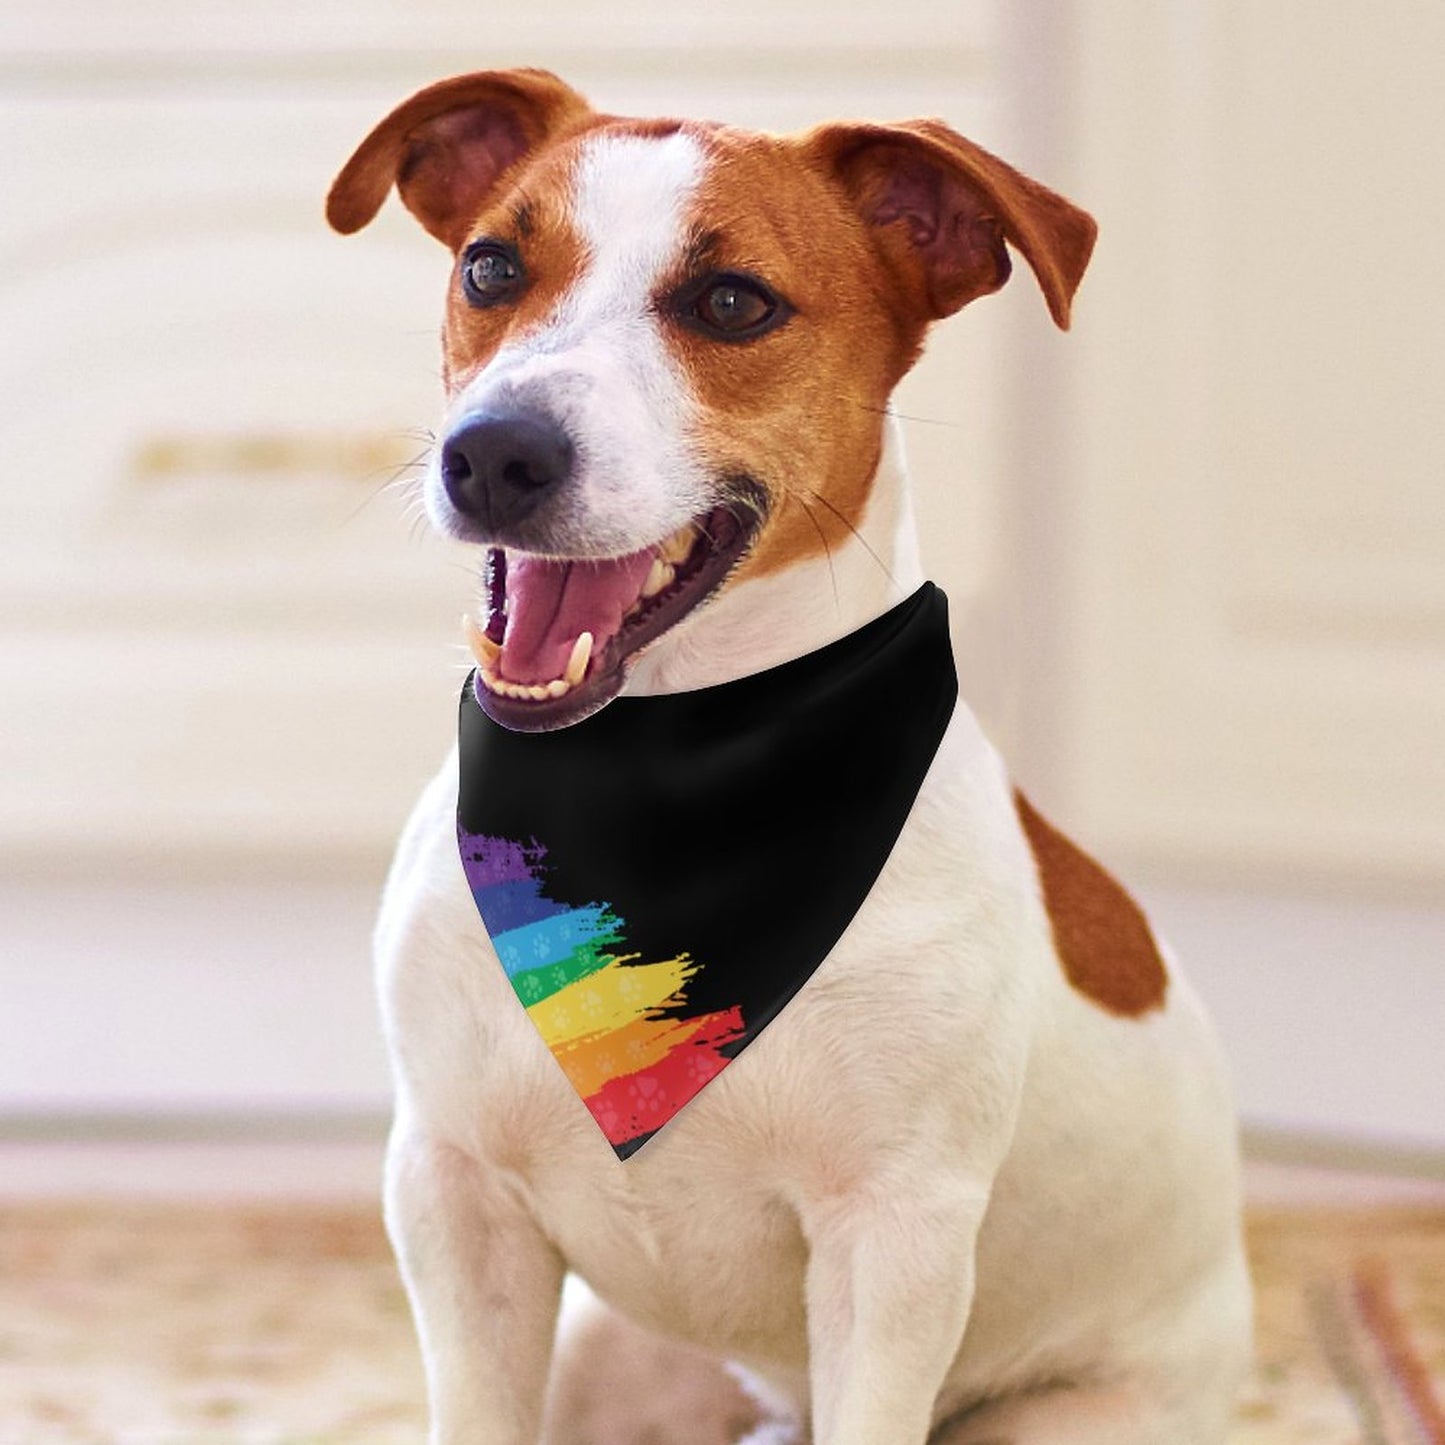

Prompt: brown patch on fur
xmin=659 ymin=120 xmax=1095 ymax=583
xmin=1014 ymin=791 xmax=1168 ymax=1018
xmin=438 ymin=138 xmax=592 ymax=392
xmin=438 ymin=117 xmax=702 ymax=394
xmin=808 ymin=121 xmax=1097 ymax=329
xmin=326 ymin=69 xmax=592 ymax=247
xmin=329 ymin=72 xmax=1098 ymax=585
xmin=667 ymin=128 xmax=917 ymax=585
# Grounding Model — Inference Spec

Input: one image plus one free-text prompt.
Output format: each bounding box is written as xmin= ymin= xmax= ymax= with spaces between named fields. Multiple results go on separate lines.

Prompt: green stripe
xmin=510 ymin=941 xmax=616 ymax=1006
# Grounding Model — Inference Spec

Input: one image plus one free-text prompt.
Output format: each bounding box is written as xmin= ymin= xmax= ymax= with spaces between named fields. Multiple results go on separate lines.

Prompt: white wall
xmin=1053 ymin=1 xmax=1445 ymax=888
xmin=1016 ymin=0 xmax=1445 ymax=1151
xmin=0 ymin=0 xmax=1002 ymax=874
xmin=2 ymin=0 xmax=1442 ymax=1156
xmin=7 ymin=876 xmax=1442 ymax=1155
xmin=1 ymin=880 xmax=392 ymax=1117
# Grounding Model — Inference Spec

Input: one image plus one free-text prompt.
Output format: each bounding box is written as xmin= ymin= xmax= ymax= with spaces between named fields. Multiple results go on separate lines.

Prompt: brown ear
xmin=326 ymin=68 xmax=592 ymax=248
xmin=806 ymin=119 xmax=1097 ymax=329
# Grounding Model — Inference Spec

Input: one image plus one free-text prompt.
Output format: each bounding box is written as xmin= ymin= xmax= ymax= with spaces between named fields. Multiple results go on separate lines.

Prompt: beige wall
xmin=2 ymin=1 xmax=1441 ymax=1147
xmin=1058 ymin=2 xmax=1445 ymax=893
xmin=0 ymin=0 xmax=1002 ymax=876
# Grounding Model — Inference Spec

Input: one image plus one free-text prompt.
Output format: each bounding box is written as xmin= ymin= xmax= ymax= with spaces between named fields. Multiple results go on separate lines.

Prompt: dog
xmin=327 ymin=68 xmax=1252 ymax=1445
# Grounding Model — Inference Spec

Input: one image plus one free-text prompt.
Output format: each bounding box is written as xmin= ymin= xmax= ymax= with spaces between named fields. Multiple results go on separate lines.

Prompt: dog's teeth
xmin=564 ymin=631 xmax=593 ymax=687
xmin=480 ymin=669 xmax=525 ymax=700
xmin=479 ymin=662 xmax=571 ymax=704
xmin=660 ymin=526 xmax=695 ymax=564
xmin=463 ymin=614 xmax=501 ymax=668
xmin=642 ymin=558 xmax=674 ymax=599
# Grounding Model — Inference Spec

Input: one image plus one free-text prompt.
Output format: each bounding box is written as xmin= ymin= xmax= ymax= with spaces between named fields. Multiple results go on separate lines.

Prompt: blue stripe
xmin=490 ymin=905 xmax=621 ymax=977
xmin=472 ymin=878 xmax=569 ymax=935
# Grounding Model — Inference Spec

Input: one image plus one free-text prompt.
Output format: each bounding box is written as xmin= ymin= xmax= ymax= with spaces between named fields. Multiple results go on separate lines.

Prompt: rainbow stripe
xmin=460 ymin=833 xmax=745 ymax=1155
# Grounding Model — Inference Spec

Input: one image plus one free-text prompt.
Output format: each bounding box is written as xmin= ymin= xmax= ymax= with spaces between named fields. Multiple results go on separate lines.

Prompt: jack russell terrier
xmin=327 ymin=68 xmax=1252 ymax=1445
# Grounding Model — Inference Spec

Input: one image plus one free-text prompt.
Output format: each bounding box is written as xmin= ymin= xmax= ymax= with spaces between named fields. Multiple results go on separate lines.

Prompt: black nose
xmin=439 ymin=412 xmax=574 ymax=531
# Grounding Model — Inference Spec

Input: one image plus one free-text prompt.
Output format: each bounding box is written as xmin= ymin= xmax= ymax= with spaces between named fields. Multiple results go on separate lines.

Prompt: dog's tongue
xmin=499 ymin=548 xmax=655 ymax=685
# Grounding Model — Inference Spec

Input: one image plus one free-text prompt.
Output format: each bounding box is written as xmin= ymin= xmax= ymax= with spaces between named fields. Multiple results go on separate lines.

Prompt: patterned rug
xmin=0 ymin=1202 xmax=1440 ymax=1443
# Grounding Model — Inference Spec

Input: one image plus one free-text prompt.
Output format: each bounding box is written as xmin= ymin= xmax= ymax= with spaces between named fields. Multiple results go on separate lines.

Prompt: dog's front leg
xmin=386 ymin=1128 xmax=564 ymax=1445
xmin=799 ymin=1181 xmax=985 ymax=1445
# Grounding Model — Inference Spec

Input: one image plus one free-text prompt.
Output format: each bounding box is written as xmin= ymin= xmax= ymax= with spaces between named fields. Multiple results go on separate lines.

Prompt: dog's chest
xmin=380 ymin=717 xmax=1041 ymax=1350
xmin=454 ymin=583 xmax=960 ymax=1161
xmin=484 ymin=874 xmax=1014 ymax=1359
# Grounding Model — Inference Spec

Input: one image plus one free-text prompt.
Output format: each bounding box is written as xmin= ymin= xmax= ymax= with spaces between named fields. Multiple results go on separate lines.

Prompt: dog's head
xmin=329 ymin=69 xmax=1095 ymax=729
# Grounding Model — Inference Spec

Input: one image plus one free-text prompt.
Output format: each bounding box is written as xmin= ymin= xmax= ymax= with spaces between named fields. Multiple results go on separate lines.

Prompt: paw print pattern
xmin=627 ymin=1072 xmax=668 ymax=1121
xmin=682 ymin=1050 xmax=725 ymax=1086
xmin=462 ymin=829 xmax=748 ymax=1156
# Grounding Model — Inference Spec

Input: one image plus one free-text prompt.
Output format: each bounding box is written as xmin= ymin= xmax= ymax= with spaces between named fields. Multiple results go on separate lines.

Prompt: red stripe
xmin=582 ymin=1006 xmax=745 ymax=1147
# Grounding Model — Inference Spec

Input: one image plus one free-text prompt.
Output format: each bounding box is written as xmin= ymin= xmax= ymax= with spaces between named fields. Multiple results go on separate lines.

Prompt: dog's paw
xmin=544 ymin=1278 xmax=769 ymax=1445
xmin=723 ymin=1362 xmax=806 ymax=1445
xmin=736 ymin=1425 xmax=806 ymax=1445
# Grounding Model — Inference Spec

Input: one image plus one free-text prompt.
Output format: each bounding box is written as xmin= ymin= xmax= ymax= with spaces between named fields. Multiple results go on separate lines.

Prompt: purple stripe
xmin=460 ymin=831 xmax=547 ymax=887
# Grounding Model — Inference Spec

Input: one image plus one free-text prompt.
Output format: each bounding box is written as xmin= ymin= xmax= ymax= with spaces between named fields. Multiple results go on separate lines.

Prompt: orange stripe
xmin=553 ymin=1009 xmax=740 ymax=1099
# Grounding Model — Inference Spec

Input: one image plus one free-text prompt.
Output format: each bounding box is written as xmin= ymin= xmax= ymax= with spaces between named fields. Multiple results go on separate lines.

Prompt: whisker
xmin=378 ymin=462 xmax=427 ymax=502
xmin=378 ymin=455 xmax=430 ymax=494
xmin=340 ymin=449 xmax=431 ymax=527
xmin=856 ymin=401 xmax=965 ymax=431
xmin=802 ymin=486 xmax=900 ymax=593
xmin=717 ymin=482 xmax=767 ymax=528
xmin=788 ymin=492 xmax=840 ymax=617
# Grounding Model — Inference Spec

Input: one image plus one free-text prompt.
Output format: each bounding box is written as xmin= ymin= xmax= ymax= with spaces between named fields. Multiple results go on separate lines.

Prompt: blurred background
xmin=2 ymin=0 xmax=1442 ymax=1189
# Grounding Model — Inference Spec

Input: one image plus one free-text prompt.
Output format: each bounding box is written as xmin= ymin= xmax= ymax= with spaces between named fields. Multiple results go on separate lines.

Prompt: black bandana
xmin=457 ymin=581 xmax=957 ymax=1158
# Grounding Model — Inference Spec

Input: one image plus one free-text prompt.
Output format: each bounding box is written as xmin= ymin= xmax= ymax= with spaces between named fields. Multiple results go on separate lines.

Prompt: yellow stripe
xmin=553 ymin=1011 xmax=713 ymax=1097
xmin=527 ymin=953 xmax=695 ymax=1050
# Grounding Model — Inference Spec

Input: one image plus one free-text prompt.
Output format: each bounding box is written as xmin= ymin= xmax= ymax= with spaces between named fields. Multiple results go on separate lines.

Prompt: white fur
xmin=627 ymin=420 xmax=922 ymax=695
xmin=378 ymin=135 xmax=1252 ymax=1445
xmin=426 ymin=132 xmax=714 ymax=557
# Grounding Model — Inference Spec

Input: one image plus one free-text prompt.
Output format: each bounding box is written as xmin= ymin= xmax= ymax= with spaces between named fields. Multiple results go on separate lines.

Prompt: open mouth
xmin=463 ymin=495 xmax=764 ymax=730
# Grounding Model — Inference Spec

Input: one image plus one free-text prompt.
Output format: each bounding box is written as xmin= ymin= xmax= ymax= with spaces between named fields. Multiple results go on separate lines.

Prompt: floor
xmin=1 ymin=1140 xmax=1443 ymax=1444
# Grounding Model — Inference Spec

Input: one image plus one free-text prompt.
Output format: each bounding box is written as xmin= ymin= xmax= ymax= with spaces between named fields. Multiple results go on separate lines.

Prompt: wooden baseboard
xmin=3 ymin=1110 xmax=1443 ymax=1185
xmin=1243 ymin=1122 xmax=1445 ymax=1182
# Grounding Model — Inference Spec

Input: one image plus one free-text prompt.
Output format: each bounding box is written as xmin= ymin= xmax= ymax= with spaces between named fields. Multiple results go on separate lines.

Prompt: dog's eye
xmin=461 ymin=243 xmax=524 ymax=306
xmin=687 ymin=274 xmax=785 ymax=339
